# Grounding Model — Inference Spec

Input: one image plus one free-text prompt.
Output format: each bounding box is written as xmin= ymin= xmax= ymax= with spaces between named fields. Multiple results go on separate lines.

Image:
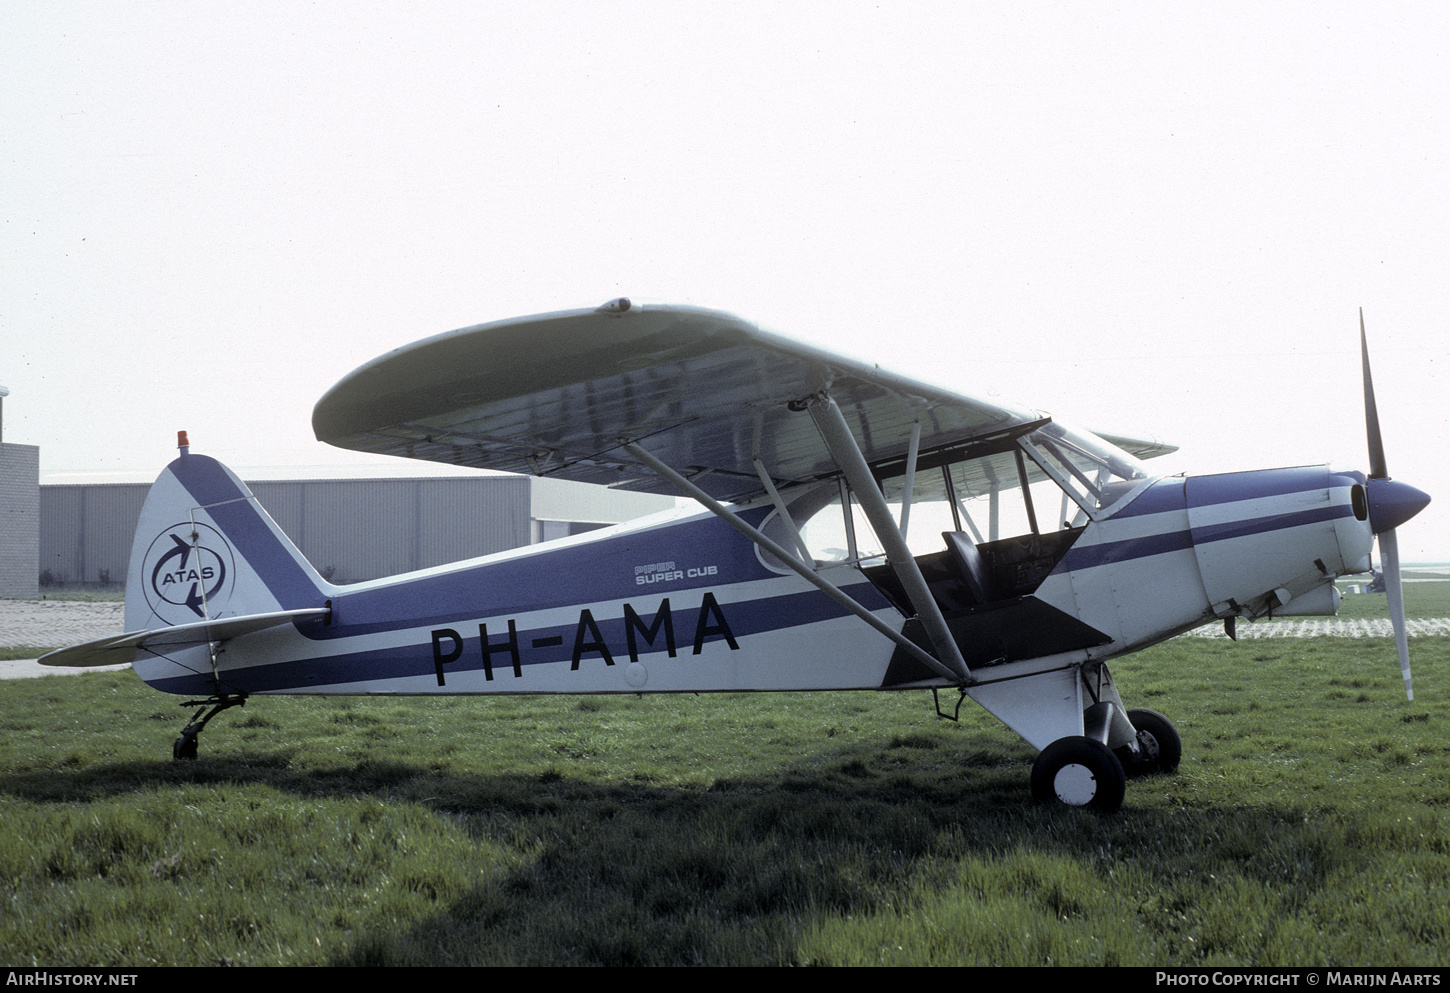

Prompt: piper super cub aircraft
xmin=44 ymin=301 xmax=1431 ymax=811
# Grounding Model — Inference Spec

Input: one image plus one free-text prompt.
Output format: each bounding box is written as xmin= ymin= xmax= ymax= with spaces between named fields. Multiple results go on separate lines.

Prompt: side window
xmin=759 ymin=420 xmax=1151 ymax=573
xmin=879 ymin=466 xmax=960 ymax=556
xmin=946 ymin=450 xmax=1052 ymax=542
xmin=759 ymin=483 xmax=852 ymax=569
xmin=759 ymin=481 xmax=886 ymax=569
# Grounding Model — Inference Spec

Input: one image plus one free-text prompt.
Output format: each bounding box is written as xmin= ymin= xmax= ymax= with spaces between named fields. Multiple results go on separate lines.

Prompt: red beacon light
xmin=177 ymin=430 xmax=190 ymax=455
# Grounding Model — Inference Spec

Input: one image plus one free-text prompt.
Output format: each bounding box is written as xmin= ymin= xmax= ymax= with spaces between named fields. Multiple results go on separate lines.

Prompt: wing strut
xmin=805 ymin=394 xmax=974 ymax=684
xmin=752 ymin=456 xmax=813 ymax=566
xmin=898 ymin=420 xmax=922 ymax=538
xmin=620 ymin=442 xmax=966 ymax=684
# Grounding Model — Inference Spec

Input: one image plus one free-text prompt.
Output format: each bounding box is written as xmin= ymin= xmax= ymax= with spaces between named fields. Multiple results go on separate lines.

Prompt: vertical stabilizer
xmin=125 ymin=449 xmax=330 ymax=635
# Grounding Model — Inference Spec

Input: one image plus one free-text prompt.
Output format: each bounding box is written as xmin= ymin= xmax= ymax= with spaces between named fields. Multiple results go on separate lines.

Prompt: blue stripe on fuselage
xmin=1061 ymin=468 xmax=1356 ymax=571
xmin=142 ymin=579 xmax=893 ymax=695
xmin=1060 ymin=528 xmax=1194 ymax=570
xmin=1108 ymin=477 xmax=1186 ymax=518
xmin=1189 ymin=504 xmax=1351 ymax=544
xmin=313 ymin=506 xmax=783 ymax=639
xmin=1058 ymin=477 xmax=1189 ymax=570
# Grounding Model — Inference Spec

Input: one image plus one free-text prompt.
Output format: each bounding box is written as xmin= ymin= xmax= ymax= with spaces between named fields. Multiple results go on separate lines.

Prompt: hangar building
xmin=39 ymin=472 xmax=674 ymax=589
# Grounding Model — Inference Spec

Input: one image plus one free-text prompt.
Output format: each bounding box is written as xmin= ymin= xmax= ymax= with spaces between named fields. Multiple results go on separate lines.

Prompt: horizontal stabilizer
xmin=39 ymin=608 xmax=330 ymax=668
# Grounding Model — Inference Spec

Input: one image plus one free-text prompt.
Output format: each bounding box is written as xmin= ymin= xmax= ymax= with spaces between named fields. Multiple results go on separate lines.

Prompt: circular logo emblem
xmin=141 ymin=522 xmax=236 ymax=624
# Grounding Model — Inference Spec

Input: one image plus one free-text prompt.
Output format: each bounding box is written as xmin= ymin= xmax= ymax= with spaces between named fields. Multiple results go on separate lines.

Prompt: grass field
xmin=2 ymin=631 xmax=1447 ymax=966
xmin=3 ymin=578 xmax=1447 ymax=966
xmin=1334 ymin=570 xmax=1450 ymax=621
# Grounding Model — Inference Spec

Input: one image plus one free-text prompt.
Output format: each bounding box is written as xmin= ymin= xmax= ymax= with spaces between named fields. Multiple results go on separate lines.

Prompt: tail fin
xmin=125 ymin=447 xmax=331 ymax=635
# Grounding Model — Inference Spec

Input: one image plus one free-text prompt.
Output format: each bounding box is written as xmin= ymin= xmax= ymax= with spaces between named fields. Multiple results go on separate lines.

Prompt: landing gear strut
xmin=1116 ymin=708 xmax=1182 ymax=778
xmin=173 ymin=694 xmax=246 ymax=760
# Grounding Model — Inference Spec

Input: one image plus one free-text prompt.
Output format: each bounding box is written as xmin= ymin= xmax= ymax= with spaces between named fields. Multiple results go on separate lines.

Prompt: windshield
xmin=1016 ymin=421 xmax=1152 ymax=522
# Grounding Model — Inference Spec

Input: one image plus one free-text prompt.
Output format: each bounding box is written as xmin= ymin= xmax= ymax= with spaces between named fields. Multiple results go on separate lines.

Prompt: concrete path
xmin=1186 ymin=617 xmax=1450 ymax=638
xmin=0 ymin=598 xmax=127 ymax=678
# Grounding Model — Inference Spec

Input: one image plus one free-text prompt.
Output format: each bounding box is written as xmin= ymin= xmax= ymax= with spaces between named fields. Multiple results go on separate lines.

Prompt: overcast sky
xmin=4 ymin=2 xmax=1446 ymax=558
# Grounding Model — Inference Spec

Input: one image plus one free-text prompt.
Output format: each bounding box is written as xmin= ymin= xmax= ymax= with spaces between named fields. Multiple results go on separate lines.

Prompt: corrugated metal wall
xmin=40 ymin=483 xmax=149 ymax=587
xmin=38 ymin=476 xmax=552 ymax=587
xmin=530 ymin=474 xmax=674 ymax=524
xmin=247 ymin=477 xmax=532 ymax=584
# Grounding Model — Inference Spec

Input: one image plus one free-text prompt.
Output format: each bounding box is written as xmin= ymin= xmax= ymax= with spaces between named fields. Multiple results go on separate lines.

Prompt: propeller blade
xmin=1379 ymin=528 xmax=1412 ymax=701
xmin=1360 ymin=311 xmax=1424 ymax=701
xmin=1361 ymin=308 xmax=1389 ymax=480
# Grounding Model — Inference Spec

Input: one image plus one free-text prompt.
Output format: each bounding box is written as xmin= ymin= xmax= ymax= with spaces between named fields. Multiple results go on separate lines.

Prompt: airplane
xmin=42 ymin=301 xmax=1431 ymax=812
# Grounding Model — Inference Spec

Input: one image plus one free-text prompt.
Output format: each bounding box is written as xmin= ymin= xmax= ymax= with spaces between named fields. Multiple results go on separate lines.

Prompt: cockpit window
xmin=1017 ymin=421 xmax=1152 ymax=522
xmin=756 ymin=420 xmax=1156 ymax=573
xmin=760 ymin=480 xmax=880 ymax=568
xmin=889 ymin=419 xmax=1154 ymax=548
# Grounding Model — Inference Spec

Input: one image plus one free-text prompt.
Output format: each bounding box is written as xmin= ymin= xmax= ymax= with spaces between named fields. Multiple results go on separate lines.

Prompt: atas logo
xmin=142 ymin=522 xmax=236 ymax=622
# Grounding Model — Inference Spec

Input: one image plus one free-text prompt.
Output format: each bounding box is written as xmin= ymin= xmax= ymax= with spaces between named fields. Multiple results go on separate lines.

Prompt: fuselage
xmin=77 ymin=303 xmax=1428 ymax=801
xmin=131 ymin=458 xmax=1377 ymax=705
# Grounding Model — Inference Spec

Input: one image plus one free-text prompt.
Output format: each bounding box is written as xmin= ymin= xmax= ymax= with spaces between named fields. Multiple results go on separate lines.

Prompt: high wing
xmin=313 ymin=301 xmax=1173 ymax=502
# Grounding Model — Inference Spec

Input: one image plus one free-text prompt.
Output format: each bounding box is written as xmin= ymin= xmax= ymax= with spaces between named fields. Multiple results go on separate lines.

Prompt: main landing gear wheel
xmin=1031 ymin=736 xmax=1127 ymax=812
xmin=1117 ymin=708 xmax=1181 ymax=778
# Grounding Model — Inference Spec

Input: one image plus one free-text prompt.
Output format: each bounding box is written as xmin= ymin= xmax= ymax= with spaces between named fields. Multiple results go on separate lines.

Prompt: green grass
xmin=2 ymin=635 xmax=1448 ymax=966
xmin=1332 ymin=571 xmax=1450 ymax=621
xmin=0 ymin=647 xmax=61 ymax=661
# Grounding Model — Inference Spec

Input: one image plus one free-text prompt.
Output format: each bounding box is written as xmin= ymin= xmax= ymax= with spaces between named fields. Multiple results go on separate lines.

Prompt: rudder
xmin=125 ymin=444 xmax=331 ymax=635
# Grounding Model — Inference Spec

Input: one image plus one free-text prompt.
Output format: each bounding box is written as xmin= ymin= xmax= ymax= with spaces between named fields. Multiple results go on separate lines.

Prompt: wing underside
xmin=312 ymin=302 xmax=1173 ymax=504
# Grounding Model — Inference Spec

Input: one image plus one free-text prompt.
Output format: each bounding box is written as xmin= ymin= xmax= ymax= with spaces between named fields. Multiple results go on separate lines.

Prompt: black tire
xmin=1030 ymin=736 xmax=1127 ymax=812
xmin=173 ymin=727 xmax=200 ymax=761
xmin=1118 ymin=708 xmax=1181 ymax=777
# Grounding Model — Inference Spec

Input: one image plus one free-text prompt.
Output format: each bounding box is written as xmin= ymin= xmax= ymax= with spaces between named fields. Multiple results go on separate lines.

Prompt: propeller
xmin=1359 ymin=309 xmax=1431 ymax=700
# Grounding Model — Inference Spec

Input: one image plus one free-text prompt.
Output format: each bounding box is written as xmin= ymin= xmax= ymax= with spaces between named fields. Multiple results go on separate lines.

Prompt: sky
xmin=4 ymin=1 xmax=1447 ymax=559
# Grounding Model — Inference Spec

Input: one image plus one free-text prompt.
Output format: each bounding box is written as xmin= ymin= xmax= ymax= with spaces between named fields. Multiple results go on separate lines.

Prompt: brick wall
xmin=0 ymin=443 xmax=40 ymax=598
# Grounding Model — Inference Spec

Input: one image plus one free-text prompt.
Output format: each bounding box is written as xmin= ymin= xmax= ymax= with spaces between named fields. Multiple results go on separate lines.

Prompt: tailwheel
xmin=172 ymin=694 xmax=246 ymax=760
xmin=1031 ymin=736 xmax=1127 ymax=812
xmin=1116 ymin=708 xmax=1181 ymax=778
